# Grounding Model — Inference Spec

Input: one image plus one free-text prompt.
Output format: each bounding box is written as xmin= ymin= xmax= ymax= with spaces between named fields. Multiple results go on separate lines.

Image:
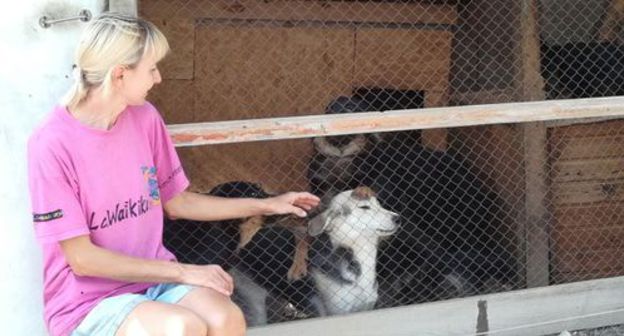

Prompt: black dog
xmin=354 ymin=142 xmax=517 ymax=307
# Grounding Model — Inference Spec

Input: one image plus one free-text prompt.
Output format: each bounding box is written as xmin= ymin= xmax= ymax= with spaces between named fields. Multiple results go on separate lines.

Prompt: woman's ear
xmin=111 ymin=65 xmax=125 ymax=86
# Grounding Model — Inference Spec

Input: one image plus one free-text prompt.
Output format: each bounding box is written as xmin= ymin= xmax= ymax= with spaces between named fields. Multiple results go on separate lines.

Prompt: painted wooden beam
xmin=167 ymin=96 xmax=624 ymax=147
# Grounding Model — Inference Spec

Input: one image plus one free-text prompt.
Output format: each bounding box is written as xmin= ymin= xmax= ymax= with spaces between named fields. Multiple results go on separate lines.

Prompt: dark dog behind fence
xmin=307 ymin=90 xmax=517 ymax=307
xmin=308 ymin=88 xmax=424 ymax=199
xmin=359 ymin=141 xmax=517 ymax=306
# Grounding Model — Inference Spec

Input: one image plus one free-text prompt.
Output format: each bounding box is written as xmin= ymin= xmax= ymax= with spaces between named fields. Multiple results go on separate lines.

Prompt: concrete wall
xmin=249 ymin=276 xmax=624 ymax=336
xmin=0 ymin=1 xmax=104 ymax=334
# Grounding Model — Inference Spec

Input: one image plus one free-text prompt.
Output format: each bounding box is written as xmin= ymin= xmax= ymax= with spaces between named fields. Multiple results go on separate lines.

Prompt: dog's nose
xmin=391 ymin=213 xmax=401 ymax=225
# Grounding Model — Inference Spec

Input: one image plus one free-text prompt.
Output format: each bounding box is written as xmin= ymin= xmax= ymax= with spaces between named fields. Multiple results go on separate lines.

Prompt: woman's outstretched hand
xmin=264 ymin=192 xmax=320 ymax=217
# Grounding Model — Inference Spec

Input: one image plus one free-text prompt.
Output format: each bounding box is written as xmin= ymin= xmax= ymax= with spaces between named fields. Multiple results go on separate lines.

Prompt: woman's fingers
xmin=210 ymin=265 xmax=233 ymax=295
xmin=218 ymin=267 xmax=234 ymax=294
xmin=291 ymin=192 xmax=320 ymax=210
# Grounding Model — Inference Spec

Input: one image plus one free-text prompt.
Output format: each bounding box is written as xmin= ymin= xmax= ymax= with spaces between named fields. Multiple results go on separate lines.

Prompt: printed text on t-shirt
xmin=88 ymin=195 xmax=151 ymax=231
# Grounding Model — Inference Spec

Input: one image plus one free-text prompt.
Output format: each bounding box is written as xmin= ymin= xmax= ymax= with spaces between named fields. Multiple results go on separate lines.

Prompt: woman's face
xmin=119 ymin=53 xmax=162 ymax=106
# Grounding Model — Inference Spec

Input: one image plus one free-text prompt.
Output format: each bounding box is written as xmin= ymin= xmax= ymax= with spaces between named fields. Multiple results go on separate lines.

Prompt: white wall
xmin=0 ymin=1 xmax=104 ymax=334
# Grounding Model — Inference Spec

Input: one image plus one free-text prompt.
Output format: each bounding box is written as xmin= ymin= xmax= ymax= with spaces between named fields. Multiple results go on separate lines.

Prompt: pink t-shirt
xmin=27 ymin=102 xmax=189 ymax=336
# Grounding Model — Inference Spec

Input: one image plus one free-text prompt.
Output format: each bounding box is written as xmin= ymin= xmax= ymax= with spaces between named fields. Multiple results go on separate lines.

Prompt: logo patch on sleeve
xmin=33 ymin=209 xmax=64 ymax=222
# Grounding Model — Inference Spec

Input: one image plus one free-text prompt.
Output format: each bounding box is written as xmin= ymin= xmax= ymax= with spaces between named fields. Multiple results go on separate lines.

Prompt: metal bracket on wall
xmin=39 ymin=9 xmax=92 ymax=29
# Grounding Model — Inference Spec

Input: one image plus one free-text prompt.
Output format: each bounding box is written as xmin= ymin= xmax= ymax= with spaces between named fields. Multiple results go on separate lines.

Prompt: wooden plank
xmin=545 ymin=116 xmax=623 ymax=128
xmin=424 ymin=90 xmax=449 ymax=108
xmin=178 ymin=139 xmax=313 ymax=194
xmin=551 ymin=135 xmax=624 ymax=161
xmin=514 ymin=0 xmax=545 ymax=101
xmin=140 ymin=0 xmax=458 ymax=26
xmin=552 ymin=180 xmax=624 ymax=205
xmin=354 ymin=29 xmax=453 ymax=152
xmin=167 ymin=97 xmax=624 ymax=146
xmin=193 ymin=25 xmax=353 ymax=122
xmin=523 ymin=122 xmax=549 ymax=288
xmin=248 ymin=276 xmax=624 ymax=336
xmin=551 ymin=247 xmax=624 ymax=274
xmin=450 ymin=89 xmax=516 ymax=105
xmin=553 ymin=270 xmax=624 ymax=284
xmin=550 ymin=119 xmax=624 ymax=138
xmin=421 ymin=128 xmax=447 ymax=151
xmin=150 ymin=79 xmax=196 ymax=123
xmin=152 ymin=18 xmax=195 ymax=80
xmin=552 ymin=225 xmax=624 ymax=252
xmin=517 ymin=0 xmax=548 ymax=289
xmin=598 ymin=0 xmax=624 ymax=43
xmin=354 ymin=28 xmax=453 ymax=92
xmin=554 ymin=202 xmax=624 ymax=229
xmin=422 ymin=91 xmax=450 ymax=151
xmin=552 ymin=158 xmax=624 ymax=183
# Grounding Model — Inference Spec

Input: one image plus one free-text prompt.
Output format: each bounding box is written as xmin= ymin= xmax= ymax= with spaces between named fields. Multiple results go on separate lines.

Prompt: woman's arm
xmin=60 ymin=235 xmax=234 ymax=295
xmin=163 ymin=190 xmax=320 ymax=221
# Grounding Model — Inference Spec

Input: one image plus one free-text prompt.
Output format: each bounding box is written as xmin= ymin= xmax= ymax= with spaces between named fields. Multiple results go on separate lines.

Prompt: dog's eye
xmin=358 ymin=205 xmax=371 ymax=210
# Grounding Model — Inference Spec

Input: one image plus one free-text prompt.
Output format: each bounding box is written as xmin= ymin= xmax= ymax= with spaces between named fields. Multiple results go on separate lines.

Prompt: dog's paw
xmin=237 ymin=216 xmax=264 ymax=252
xmin=287 ymin=262 xmax=308 ymax=281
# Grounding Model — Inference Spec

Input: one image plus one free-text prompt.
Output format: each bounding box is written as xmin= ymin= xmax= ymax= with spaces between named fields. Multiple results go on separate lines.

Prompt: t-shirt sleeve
xmin=147 ymin=104 xmax=190 ymax=204
xmin=27 ymin=138 xmax=90 ymax=244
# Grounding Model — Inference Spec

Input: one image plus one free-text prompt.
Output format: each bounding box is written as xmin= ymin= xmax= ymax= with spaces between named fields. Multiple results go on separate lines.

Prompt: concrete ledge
xmin=248 ymin=276 xmax=624 ymax=336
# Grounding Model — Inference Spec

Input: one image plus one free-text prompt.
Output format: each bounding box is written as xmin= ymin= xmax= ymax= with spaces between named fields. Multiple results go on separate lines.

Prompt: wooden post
xmin=516 ymin=0 xmax=549 ymax=288
xmin=598 ymin=0 xmax=624 ymax=43
xmin=422 ymin=91 xmax=449 ymax=151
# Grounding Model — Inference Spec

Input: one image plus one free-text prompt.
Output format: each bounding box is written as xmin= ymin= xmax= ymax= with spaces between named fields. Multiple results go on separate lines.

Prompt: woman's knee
xmin=205 ymin=301 xmax=246 ymax=336
xmin=177 ymin=287 xmax=246 ymax=336
xmin=116 ymin=302 xmax=208 ymax=336
xmin=168 ymin=308 xmax=208 ymax=336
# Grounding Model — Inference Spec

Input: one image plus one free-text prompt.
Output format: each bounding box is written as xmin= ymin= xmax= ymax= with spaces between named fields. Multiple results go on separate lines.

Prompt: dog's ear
xmin=307 ymin=210 xmax=335 ymax=237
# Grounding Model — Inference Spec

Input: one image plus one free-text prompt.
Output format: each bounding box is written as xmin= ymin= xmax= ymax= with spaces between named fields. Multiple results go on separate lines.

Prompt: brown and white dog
xmin=306 ymin=187 xmax=399 ymax=315
xmin=164 ymin=184 xmax=398 ymax=325
xmin=233 ymin=186 xmax=399 ymax=322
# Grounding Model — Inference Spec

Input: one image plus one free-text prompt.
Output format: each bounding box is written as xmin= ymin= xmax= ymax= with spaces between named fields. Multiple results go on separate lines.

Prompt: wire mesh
xmin=141 ymin=0 xmax=624 ymax=327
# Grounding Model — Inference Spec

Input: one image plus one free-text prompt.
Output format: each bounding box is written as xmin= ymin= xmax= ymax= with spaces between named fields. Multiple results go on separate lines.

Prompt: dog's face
xmin=314 ymin=96 xmax=377 ymax=157
xmin=308 ymin=186 xmax=398 ymax=241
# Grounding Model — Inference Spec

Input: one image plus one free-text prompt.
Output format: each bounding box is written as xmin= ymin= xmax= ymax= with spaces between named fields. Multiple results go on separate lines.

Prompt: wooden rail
xmin=168 ymin=96 xmax=624 ymax=147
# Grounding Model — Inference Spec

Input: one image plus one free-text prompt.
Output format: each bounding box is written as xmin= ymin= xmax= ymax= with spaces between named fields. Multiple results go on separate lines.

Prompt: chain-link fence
xmin=140 ymin=0 xmax=624 ymax=328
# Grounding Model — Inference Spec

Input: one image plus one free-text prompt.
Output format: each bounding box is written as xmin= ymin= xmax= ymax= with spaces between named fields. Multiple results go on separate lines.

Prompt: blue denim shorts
xmin=71 ymin=283 xmax=194 ymax=336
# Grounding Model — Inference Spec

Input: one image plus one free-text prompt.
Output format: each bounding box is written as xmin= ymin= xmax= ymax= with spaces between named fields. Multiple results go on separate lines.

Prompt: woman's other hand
xmin=179 ymin=264 xmax=234 ymax=296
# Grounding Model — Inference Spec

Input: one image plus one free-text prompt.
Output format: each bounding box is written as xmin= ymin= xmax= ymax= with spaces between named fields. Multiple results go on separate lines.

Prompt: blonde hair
xmin=62 ymin=12 xmax=169 ymax=109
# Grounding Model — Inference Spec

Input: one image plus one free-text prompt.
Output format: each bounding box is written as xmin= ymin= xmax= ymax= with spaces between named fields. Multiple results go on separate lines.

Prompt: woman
xmin=27 ymin=12 xmax=319 ymax=336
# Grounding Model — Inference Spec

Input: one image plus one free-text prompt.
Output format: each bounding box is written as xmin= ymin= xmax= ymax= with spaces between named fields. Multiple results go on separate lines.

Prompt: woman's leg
xmin=115 ymin=301 xmax=208 ymax=336
xmin=177 ymin=287 xmax=246 ymax=336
